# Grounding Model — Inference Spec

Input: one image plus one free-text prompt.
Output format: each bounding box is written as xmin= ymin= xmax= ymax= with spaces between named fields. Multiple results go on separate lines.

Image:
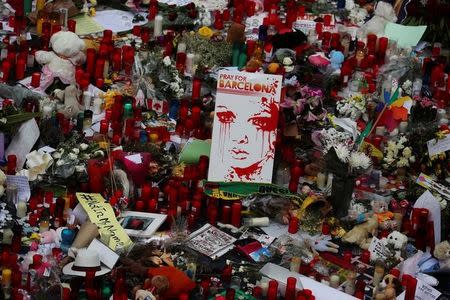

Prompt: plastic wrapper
xmin=242 ymin=194 xmax=295 ymax=224
xmin=0 ymin=84 xmax=43 ymax=107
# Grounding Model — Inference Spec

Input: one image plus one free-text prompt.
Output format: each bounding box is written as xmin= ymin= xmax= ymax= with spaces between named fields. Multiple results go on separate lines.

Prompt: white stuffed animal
xmin=362 ymin=1 xmax=397 ymax=36
xmin=385 ymin=230 xmax=408 ymax=259
xmin=35 ymin=31 xmax=86 ymax=88
xmin=54 ymin=84 xmax=83 ymax=118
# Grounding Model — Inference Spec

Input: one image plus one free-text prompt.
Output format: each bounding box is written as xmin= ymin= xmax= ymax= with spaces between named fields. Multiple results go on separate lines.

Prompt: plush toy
xmin=362 ymin=1 xmax=397 ymax=36
xmin=226 ymin=22 xmax=246 ymax=44
xmin=372 ymin=200 xmax=394 ymax=224
xmin=373 ymin=274 xmax=402 ymax=300
xmin=0 ymin=169 xmax=6 ymax=197
xmin=35 ymin=31 xmax=86 ymax=89
xmin=329 ymin=50 xmax=345 ymax=72
xmin=384 ymin=230 xmax=408 ymax=259
xmin=342 ymin=215 xmax=378 ymax=249
xmin=54 ymin=84 xmax=83 ymax=118
xmin=434 ymin=240 xmax=450 ymax=270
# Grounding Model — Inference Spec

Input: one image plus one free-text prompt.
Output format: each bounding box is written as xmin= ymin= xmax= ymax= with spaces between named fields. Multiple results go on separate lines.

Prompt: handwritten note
xmin=5 ymin=118 xmax=40 ymax=170
xmin=397 ymin=278 xmax=441 ymax=300
xmin=427 ymin=134 xmax=450 ymax=157
xmin=6 ymin=175 xmax=30 ymax=201
xmin=369 ymin=237 xmax=388 ymax=261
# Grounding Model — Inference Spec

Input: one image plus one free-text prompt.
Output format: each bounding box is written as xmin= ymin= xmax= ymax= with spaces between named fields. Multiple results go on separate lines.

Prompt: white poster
xmin=208 ymin=71 xmax=282 ymax=183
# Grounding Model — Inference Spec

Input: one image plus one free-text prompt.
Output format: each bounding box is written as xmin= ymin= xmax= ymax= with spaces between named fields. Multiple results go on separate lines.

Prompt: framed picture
xmin=119 ymin=211 xmax=167 ymax=238
xmin=208 ymin=71 xmax=283 ymax=183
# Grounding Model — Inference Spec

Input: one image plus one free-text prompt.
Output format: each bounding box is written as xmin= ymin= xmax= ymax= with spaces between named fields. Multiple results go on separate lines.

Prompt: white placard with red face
xmin=208 ymin=71 xmax=282 ymax=183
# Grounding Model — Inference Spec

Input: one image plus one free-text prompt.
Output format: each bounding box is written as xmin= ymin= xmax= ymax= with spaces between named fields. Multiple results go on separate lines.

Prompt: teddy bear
xmin=434 ymin=240 xmax=450 ymax=270
xmin=53 ymin=84 xmax=83 ymax=118
xmin=343 ymin=214 xmax=379 ymax=249
xmin=329 ymin=50 xmax=345 ymax=73
xmin=361 ymin=1 xmax=397 ymax=36
xmin=373 ymin=274 xmax=402 ymax=300
xmin=384 ymin=231 xmax=408 ymax=259
xmin=35 ymin=31 xmax=86 ymax=90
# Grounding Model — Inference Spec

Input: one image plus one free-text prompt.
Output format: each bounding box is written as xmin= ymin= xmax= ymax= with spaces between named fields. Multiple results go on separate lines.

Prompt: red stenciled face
xmin=215 ymin=97 xmax=279 ymax=181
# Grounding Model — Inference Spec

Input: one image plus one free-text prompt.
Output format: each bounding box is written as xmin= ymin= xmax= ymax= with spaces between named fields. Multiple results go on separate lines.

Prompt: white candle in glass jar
xmin=154 ymin=15 xmax=163 ymax=37
xmin=185 ymin=53 xmax=195 ymax=75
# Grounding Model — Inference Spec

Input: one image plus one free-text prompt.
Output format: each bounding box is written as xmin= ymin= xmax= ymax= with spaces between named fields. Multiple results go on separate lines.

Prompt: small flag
xmin=357 ymin=120 xmax=373 ymax=145
xmin=147 ymin=98 xmax=169 ymax=115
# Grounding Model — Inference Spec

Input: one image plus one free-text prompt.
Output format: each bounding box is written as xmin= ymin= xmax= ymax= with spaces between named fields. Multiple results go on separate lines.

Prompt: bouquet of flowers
xmin=50 ymin=133 xmax=103 ymax=179
xmin=382 ymin=135 xmax=415 ymax=171
xmin=336 ymin=94 xmax=367 ymax=121
xmin=133 ymin=51 xmax=185 ymax=102
xmin=281 ymin=85 xmax=327 ymax=125
xmin=313 ymin=127 xmax=372 ymax=217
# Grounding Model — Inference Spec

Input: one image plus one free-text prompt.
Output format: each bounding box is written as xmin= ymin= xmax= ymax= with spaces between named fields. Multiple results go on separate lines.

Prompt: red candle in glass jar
xmin=214 ymin=11 xmax=224 ymax=30
xmin=67 ymin=19 xmax=76 ymax=32
xmin=132 ymin=25 xmax=141 ymax=36
xmin=377 ymin=37 xmax=388 ymax=56
xmin=191 ymin=106 xmax=201 ymax=126
xmin=367 ymin=34 xmax=377 ymax=55
xmin=2 ymin=60 xmax=11 ymax=82
xmin=246 ymin=1 xmax=256 ymax=17
xmin=96 ymin=78 xmax=104 ymax=88
xmin=42 ymin=21 xmax=51 ymax=36
xmin=285 ymin=277 xmax=296 ymax=300
xmin=52 ymin=24 xmax=62 ymax=34
xmin=323 ymin=15 xmax=332 ymax=26
xmin=191 ymin=77 xmax=202 ymax=100
xmin=360 ymin=250 xmax=370 ymax=264
xmin=95 ymin=58 xmax=105 ymax=79
xmin=103 ymin=30 xmax=113 ymax=44
xmin=112 ymin=50 xmax=122 ymax=71
xmin=222 ymin=205 xmax=231 ymax=224
xmin=223 ymin=9 xmax=231 ymax=21
xmin=288 ymin=216 xmax=299 ymax=234
xmin=148 ymin=5 xmax=158 ymax=21
xmin=141 ymin=27 xmax=150 ymax=43
xmin=15 ymin=58 xmax=26 ymax=80
xmin=147 ymin=198 xmax=157 ymax=213
xmin=230 ymin=201 xmax=242 ymax=227
xmin=86 ymin=48 xmax=96 ymax=75
xmin=135 ymin=200 xmax=145 ymax=211
xmin=266 ymin=280 xmax=278 ymax=300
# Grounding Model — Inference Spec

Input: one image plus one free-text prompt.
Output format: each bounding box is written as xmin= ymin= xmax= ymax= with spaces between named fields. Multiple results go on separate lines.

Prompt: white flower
xmin=94 ymin=150 xmax=104 ymax=157
xmin=349 ymin=152 xmax=372 ymax=169
xmin=409 ymin=155 xmax=415 ymax=163
xmin=68 ymin=153 xmax=78 ymax=160
xmin=170 ymin=82 xmax=180 ymax=92
xmin=56 ymin=159 xmax=66 ymax=166
xmin=79 ymin=143 xmax=88 ymax=151
xmin=402 ymin=147 xmax=412 ymax=158
xmin=75 ymin=165 xmax=86 ymax=172
xmin=72 ymin=148 xmax=80 ymax=154
xmin=440 ymin=200 xmax=447 ymax=210
xmin=283 ymin=57 xmax=293 ymax=66
xmin=334 ymin=144 xmax=350 ymax=162
xmin=163 ymin=56 xmax=172 ymax=66
xmin=397 ymin=157 xmax=409 ymax=168
xmin=52 ymin=152 xmax=62 ymax=159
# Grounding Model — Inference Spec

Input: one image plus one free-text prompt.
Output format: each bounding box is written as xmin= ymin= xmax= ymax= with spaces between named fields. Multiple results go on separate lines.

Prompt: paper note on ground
xmin=70 ymin=14 xmax=104 ymax=35
xmin=6 ymin=175 xmax=30 ymax=201
xmin=94 ymin=10 xmax=148 ymax=33
xmin=385 ymin=22 xmax=427 ymax=48
xmin=178 ymin=138 xmax=211 ymax=164
xmin=5 ymin=118 xmax=40 ymax=170
xmin=427 ymin=134 xmax=450 ymax=157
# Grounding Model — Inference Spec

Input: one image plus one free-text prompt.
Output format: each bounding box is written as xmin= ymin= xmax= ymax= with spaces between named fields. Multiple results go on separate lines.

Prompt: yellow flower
xmin=198 ymin=26 xmax=214 ymax=39
xmin=267 ymin=63 xmax=280 ymax=74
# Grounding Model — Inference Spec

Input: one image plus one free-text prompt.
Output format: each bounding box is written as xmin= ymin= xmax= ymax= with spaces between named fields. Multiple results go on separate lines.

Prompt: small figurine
xmin=434 ymin=240 xmax=450 ymax=270
xmin=329 ymin=50 xmax=345 ymax=72
xmin=342 ymin=215 xmax=378 ymax=249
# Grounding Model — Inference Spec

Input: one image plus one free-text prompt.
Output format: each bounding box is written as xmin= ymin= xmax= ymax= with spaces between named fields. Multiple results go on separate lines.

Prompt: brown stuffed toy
xmin=226 ymin=22 xmax=246 ymax=44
